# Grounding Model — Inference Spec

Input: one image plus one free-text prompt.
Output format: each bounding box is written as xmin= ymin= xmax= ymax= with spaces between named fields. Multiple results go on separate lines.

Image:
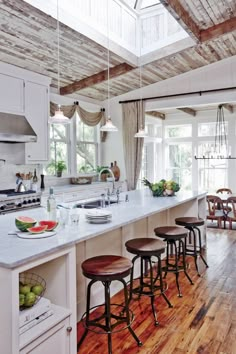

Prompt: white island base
xmin=0 ymin=190 xmax=206 ymax=354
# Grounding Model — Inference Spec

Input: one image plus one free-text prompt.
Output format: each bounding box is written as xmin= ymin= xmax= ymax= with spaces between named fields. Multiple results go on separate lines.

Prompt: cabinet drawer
xmin=20 ymin=317 xmax=70 ymax=354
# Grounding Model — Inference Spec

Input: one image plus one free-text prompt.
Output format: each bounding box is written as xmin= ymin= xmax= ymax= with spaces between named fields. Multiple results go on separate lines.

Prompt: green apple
xmin=19 ymin=294 xmax=25 ymax=307
xmin=19 ymin=284 xmax=31 ymax=295
xmin=24 ymin=292 xmax=36 ymax=307
xmin=31 ymin=284 xmax=44 ymax=296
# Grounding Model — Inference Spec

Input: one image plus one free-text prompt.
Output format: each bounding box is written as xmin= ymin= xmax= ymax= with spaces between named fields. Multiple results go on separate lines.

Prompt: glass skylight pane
xmin=141 ymin=0 xmax=160 ymax=9
xmin=123 ymin=0 xmax=137 ymax=9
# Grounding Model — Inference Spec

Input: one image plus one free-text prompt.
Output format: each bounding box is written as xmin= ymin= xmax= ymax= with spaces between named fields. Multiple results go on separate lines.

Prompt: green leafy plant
xmin=56 ymin=160 xmax=67 ymax=172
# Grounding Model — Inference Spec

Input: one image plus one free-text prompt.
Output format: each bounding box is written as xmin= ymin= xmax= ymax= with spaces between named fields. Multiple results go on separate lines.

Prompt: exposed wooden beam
xmin=200 ymin=17 xmax=236 ymax=42
xmin=159 ymin=0 xmax=200 ymax=42
xmin=146 ymin=111 xmax=165 ymax=120
xmin=222 ymin=104 xmax=234 ymax=113
xmin=60 ymin=63 xmax=134 ymax=95
xmin=178 ymin=107 xmax=196 ymax=116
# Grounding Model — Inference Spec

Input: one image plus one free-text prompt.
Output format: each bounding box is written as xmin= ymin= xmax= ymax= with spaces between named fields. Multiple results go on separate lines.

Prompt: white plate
xmin=16 ymin=231 xmax=56 ymax=239
xmin=87 ymin=219 xmax=111 ymax=224
xmin=85 ymin=210 xmax=112 ymax=217
xmin=85 ymin=215 xmax=112 ymax=220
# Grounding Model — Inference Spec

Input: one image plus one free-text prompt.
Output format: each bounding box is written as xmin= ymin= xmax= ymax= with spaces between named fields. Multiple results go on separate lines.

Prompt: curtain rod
xmin=119 ymin=86 xmax=236 ymax=104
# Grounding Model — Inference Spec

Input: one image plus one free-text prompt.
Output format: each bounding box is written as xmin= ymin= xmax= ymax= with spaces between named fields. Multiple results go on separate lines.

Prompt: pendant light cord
xmin=107 ymin=0 xmax=110 ymax=119
xmin=57 ymin=0 xmax=60 ymax=95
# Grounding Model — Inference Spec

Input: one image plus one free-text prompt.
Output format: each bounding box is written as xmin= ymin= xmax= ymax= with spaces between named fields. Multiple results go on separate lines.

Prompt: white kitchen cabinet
xmin=25 ymin=81 xmax=49 ymax=163
xmin=20 ymin=312 xmax=70 ymax=354
xmin=0 ymin=73 xmax=24 ymax=114
xmin=0 ymin=247 xmax=77 ymax=354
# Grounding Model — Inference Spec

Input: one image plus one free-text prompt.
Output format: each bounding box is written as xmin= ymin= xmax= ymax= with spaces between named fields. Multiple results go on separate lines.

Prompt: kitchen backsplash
xmin=0 ymin=162 xmax=39 ymax=190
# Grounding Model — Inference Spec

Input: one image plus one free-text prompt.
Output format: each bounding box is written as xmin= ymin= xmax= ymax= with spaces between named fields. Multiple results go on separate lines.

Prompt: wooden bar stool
xmin=175 ymin=217 xmax=209 ymax=276
xmin=154 ymin=226 xmax=194 ymax=297
xmin=77 ymin=255 xmax=142 ymax=354
xmin=125 ymin=238 xmax=173 ymax=326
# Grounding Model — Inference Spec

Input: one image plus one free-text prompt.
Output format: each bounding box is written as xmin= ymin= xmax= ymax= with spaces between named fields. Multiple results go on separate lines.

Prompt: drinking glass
xmin=70 ymin=209 xmax=80 ymax=226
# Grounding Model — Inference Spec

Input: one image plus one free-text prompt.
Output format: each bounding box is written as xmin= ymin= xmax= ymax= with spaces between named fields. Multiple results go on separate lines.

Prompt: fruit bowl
xmin=19 ymin=273 xmax=46 ymax=310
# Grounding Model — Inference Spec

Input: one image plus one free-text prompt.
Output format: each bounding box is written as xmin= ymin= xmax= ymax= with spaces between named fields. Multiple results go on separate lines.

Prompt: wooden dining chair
xmin=206 ymin=195 xmax=225 ymax=229
xmin=216 ymin=188 xmax=232 ymax=194
xmin=226 ymin=197 xmax=236 ymax=230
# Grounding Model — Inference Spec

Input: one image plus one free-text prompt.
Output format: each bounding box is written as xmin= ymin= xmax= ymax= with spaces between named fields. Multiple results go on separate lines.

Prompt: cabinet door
xmin=0 ymin=73 xmax=24 ymax=114
xmin=20 ymin=317 xmax=71 ymax=354
xmin=25 ymin=81 xmax=49 ymax=163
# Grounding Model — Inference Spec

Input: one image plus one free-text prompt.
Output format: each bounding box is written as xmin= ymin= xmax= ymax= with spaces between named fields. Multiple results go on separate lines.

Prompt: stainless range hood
xmin=0 ymin=112 xmax=37 ymax=143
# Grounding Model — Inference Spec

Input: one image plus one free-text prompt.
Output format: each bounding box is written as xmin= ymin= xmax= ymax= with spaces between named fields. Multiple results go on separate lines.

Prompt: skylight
xmin=140 ymin=0 xmax=160 ymax=9
xmin=25 ymin=0 xmax=188 ymax=61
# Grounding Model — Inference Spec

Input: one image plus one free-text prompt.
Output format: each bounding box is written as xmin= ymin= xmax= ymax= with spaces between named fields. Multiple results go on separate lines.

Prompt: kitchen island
xmin=0 ymin=189 xmax=206 ymax=354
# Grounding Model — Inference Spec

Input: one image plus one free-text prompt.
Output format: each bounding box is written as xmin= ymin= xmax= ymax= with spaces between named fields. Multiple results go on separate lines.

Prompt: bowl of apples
xmin=19 ymin=273 xmax=46 ymax=310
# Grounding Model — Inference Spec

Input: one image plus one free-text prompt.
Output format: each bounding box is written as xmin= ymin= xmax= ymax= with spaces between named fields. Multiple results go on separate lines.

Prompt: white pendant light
xmin=49 ymin=104 xmax=70 ymax=125
xmin=100 ymin=117 xmax=118 ymax=132
xmin=100 ymin=0 xmax=118 ymax=133
xmin=49 ymin=0 xmax=70 ymax=125
xmin=134 ymin=127 xmax=148 ymax=138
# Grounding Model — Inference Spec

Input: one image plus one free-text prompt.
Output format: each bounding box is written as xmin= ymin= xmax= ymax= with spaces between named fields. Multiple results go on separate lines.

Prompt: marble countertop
xmin=0 ymin=189 xmax=206 ymax=269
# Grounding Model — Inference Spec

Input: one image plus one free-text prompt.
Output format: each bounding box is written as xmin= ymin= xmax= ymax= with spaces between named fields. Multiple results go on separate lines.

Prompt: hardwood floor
xmin=77 ymin=229 xmax=236 ymax=354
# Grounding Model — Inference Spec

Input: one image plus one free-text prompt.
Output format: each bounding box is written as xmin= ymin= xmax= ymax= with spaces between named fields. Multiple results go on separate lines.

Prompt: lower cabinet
xmin=20 ymin=317 xmax=70 ymax=354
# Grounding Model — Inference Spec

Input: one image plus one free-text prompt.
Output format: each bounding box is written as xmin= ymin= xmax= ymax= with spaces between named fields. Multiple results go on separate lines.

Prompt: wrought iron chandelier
xmin=195 ymin=104 xmax=235 ymax=160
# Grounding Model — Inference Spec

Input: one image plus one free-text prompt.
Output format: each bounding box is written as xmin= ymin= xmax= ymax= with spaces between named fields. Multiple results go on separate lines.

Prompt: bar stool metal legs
xmin=77 ymin=255 xmax=142 ymax=354
xmin=175 ymin=217 xmax=209 ymax=276
xmin=125 ymin=238 xmax=173 ymax=326
xmin=154 ymin=226 xmax=194 ymax=297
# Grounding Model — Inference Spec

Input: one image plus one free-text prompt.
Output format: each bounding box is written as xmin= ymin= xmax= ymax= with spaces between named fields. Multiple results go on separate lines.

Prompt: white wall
xmin=102 ymin=55 xmax=236 ymax=188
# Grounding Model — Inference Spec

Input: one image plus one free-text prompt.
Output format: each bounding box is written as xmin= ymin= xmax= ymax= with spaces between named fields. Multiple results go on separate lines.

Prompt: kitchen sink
xmin=74 ymin=199 xmax=118 ymax=209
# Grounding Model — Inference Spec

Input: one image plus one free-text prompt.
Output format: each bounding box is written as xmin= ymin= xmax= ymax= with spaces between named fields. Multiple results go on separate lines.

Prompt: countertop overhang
xmin=0 ymin=189 xmax=206 ymax=268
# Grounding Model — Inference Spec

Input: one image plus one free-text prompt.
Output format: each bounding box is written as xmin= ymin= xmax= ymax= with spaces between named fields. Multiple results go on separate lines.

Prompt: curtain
xmin=50 ymin=102 xmax=107 ymax=141
xmin=122 ymin=101 xmax=145 ymax=190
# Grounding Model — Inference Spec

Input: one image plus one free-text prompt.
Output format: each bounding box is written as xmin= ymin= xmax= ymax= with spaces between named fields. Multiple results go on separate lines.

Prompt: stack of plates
xmin=85 ymin=209 xmax=112 ymax=224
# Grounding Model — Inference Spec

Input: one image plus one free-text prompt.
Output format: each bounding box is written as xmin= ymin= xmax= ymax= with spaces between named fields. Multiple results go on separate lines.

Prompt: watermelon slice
xmin=27 ymin=225 xmax=48 ymax=234
xmin=15 ymin=216 xmax=37 ymax=232
xmin=39 ymin=220 xmax=58 ymax=231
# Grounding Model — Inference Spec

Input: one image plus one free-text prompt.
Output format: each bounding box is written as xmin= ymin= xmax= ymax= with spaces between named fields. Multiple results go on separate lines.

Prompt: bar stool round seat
xmin=77 ymin=255 xmax=142 ymax=354
xmin=175 ymin=217 xmax=208 ymax=276
xmin=154 ymin=226 xmax=194 ymax=297
xmin=125 ymin=238 xmax=173 ymax=326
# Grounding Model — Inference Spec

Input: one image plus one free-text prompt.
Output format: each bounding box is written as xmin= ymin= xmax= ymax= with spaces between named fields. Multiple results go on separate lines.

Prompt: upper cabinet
xmin=25 ymin=81 xmax=49 ymax=163
xmin=0 ymin=62 xmax=51 ymax=163
xmin=0 ymin=73 xmax=24 ymax=114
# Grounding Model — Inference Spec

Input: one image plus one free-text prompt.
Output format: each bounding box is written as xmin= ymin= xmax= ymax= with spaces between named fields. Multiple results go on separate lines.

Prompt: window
xmin=166 ymin=142 xmax=192 ymax=190
xmin=197 ymin=133 xmax=228 ymax=192
xmin=46 ymin=124 xmax=69 ymax=175
xmin=165 ymin=124 xmax=192 ymax=190
xmin=75 ymin=113 xmax=98 ymax=173
xmin=46 ymin=112 xmax=99 ymax=176
xmin=165 ymin=124 xmax=192 ymax=138
xmin=198 ymin=121 xmax=228 ymax=137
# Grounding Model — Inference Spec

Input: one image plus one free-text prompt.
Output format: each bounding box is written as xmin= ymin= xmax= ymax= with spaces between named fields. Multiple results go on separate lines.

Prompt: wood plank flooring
xmin=77 ymin=229 xmax=236 ymax=353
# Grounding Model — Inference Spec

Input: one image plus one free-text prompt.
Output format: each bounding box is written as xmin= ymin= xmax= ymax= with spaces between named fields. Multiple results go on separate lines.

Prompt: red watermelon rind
xmin=39 ymin=220 xmax=58 ymax=231
xmin=15 ymin=216 xmax=37 ymax=232
xmin=27 ymin=225 xmax=48 ymax=234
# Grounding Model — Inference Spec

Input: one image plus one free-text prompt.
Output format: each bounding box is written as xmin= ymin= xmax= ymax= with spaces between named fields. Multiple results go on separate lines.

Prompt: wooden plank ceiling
xmin=0 ymin=0 xmax=236 ymax=101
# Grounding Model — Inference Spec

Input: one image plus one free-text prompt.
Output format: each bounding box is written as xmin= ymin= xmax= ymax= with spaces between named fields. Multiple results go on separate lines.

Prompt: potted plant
xmin=55 ymin=160 xmax=67 ymax=177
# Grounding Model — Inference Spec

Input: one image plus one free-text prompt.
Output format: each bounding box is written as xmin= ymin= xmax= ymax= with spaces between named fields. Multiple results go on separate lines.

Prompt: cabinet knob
xmin=67 ymin=326 xmax=72 ymax=333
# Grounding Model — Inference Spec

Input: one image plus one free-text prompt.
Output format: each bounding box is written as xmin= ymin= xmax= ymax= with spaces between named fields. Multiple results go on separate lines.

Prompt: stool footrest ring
xmin=80 ymin=303 xmax=135 ymax=335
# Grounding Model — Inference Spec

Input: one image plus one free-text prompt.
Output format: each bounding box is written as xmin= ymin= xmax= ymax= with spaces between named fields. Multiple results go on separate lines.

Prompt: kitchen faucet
xmin=98 ymin=168 xmax=116 ymax=194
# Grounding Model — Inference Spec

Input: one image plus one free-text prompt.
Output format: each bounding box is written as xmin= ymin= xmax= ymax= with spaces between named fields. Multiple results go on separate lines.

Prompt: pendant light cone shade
xmin=134 ymin=127 xmax=148 ymax=138
xmin=49 ymin=0 xmax=70 ymax=125
xmin=49 ymin=105 xmax=70 ymax=125
xmin=100 ymin=117 xmax=118 ymax=132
